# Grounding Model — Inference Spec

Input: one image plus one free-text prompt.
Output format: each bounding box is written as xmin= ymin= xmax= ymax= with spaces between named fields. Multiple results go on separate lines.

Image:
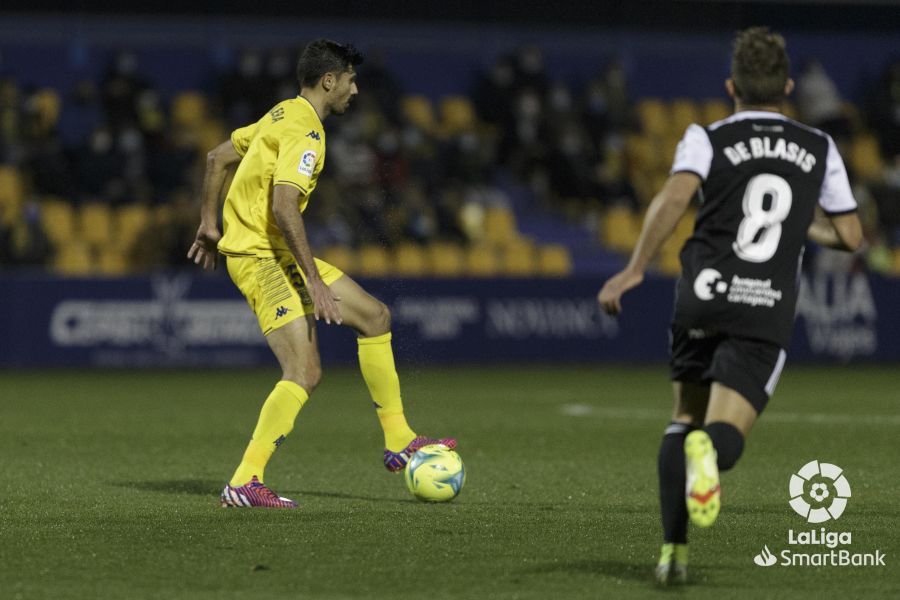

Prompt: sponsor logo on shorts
xmin=275 ymin=306 xmax=291 ymax=319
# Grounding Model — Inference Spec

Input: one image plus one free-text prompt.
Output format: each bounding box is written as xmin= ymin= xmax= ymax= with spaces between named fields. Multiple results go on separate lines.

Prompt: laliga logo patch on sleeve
xmin=298 ymin=150 xmax=317 ymax=177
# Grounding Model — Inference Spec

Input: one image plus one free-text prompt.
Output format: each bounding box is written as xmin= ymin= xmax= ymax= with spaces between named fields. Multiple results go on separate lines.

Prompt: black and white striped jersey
xmin=669 ymin=110 xmax=857 ymax=347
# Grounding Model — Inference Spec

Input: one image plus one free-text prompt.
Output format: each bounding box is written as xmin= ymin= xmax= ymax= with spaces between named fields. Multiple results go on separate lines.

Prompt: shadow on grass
xmin=114 ymin=479 xmax=221 ymax=495
xmin=287 ymin=489 xmax=419 ymax=504
xmin=115 ymin=480 xmax=422 ymax=504
xmin=525 ymin=559 xmax=725 ymax=587
xmin=525 ymin=559 xmax=653 ymax=583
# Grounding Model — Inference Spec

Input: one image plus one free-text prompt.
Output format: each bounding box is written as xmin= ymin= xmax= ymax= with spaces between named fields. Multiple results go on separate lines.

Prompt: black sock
xmin=704 ymin=421 xmax=744 ymax=471
xmin=658 ymin=421 xmax=695 ymax=544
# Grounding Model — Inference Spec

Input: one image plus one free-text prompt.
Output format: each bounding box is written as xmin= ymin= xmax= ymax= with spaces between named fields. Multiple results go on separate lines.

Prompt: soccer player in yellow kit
xmin=188 ymin=39 xmax=455 ymax=508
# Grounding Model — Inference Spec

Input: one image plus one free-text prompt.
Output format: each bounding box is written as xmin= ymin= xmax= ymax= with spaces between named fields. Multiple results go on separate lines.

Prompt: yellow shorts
xmin=225 ymin=254 xmax=344 ymax=335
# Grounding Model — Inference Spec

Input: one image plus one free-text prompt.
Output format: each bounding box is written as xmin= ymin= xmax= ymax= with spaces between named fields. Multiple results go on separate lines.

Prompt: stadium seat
xmin=79 ymin=203 xmax=113 ymax=247
xmin=115 ymin=204 xmax=151 ymax=251
xmin=701 ymin=98 xmax=731 ymax=125
xmin=0 ymin=166 xmax=24 ymax=225
xmin=40 ymin=198 xmax=76 ymax=245
xmin=624 ymin=134 xmax=662 ymax=176
xmin=636 ymin=98 xmax=669 ymax=137
xmin=393 ymin=243 xmax=428 ymax=277
xmin=482 ymin=205 xmax=518 ymax=245
xmin=401 ymin=95 xmax=436 ymax=133
xmin=670 ymin=98 xmax=700 ymax=136
xmin=171 ymin=92 xmax=208 ymax=129
xmin=601 ymin=205 xmax=640 ymax=252
xmin=465 ymin=243 xmax=500 ymax=277
xmin=658 ymin=207 xmax=695 ymax=274
xmin=538 ymin=244 xmax=573 ymax=277
xmin=849 ymin=134 xmax=884 ymax=181
xmin=657 ymin=247 xmax=682 ymax=276
xmin=499 ymin=241 xmax=537 ymax=277
xmin=781 ymin=102 xmax=799 ymax=121
xmin=357 ymin=244 xmax=391 ymax=276
xmin=197 ymin=120 xmax=226 ymax=159
xmin=32 ymin=89 xmax=61 ymax=134
xmin=53 ymin=240 xmax=94 ymax=276
xmin=439 ymin=96 xmax=476 ymax=136
xmin=318 ymin=245 xmax=356 ymax=274
xmin=97 ymin=247 xmax=129 ymax=275
xmin=427 ymin=241 xmax=466 ymax=276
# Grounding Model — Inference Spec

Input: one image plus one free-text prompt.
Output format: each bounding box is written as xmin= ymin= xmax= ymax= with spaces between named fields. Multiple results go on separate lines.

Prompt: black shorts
xmin=669 ymin=324 xmax=787 ymax=413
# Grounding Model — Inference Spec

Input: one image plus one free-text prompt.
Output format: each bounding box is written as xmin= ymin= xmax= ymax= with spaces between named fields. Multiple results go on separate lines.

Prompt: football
xmin=404 ymin=444 xmax=466 ymax=502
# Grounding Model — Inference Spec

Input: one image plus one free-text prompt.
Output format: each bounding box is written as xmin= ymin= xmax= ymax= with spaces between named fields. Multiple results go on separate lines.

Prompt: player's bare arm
xmin=271 ymin=184 xmax=342 ymax=325
xmin=598 ymin=172 xmax=700 ymax=315
xmin=188 ymin=140 xmax=242 ymax=270
xmin=807 ymin=208 xmax=864 ymax=252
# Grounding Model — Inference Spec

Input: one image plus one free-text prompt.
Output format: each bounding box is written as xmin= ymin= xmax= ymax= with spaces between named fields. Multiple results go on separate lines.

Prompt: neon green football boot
xmin=655 ymin=543 xmax=688 ymax=585
xmin=684 ymin=430 xmax=721 ymax=528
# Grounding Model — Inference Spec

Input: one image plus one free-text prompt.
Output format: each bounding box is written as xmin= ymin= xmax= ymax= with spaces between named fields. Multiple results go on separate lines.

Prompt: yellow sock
xmin=230 ymin=380 xmax=308 ymax=486
xmin=358 ymin=332 xmax=416 ymax=452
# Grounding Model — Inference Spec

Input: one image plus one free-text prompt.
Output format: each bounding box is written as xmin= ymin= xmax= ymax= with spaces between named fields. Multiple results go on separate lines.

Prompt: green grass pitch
xmin=1 ymin=365 xmax=898 ymax=599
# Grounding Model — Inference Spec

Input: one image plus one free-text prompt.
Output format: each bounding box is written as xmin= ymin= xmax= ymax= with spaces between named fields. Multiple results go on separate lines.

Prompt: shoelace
xmin=250 ymin=482 xmax=280 ymax=500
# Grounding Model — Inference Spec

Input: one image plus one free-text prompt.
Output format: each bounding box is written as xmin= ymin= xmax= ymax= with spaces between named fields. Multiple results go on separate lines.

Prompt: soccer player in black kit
xmin=598 ymin=27 xmax=863 ymax=584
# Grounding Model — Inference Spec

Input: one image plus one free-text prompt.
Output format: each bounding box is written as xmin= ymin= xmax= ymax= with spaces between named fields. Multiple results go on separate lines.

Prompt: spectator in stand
xmin=512 ymin=45 xmax=549 ymax=97
xmin=102 ymin=51 xmax=151 ymax=132
xmin=0 ymin=203 xmax=13 ymax=265
xmin=73 ymin=126 xmax=127 ymax=205
xmin=60 ymin=81 xmax=104 ymax=150
xmin=796 ymin=60 xmax=852 ymax=142
xmin=0 ymin=78 xmax=24 ymax=164
xmin=2 ymin=200 xmax=52 ymax=267
xmin=591 ymin=148 xmax=639 ymax=211
xmin=218 ymin=48 xmax=268 ymax=127
xmin=866 ymin=59 xmax=900 ymax=160
xmin=473 ymin=54 xmax=515 ymax=126
xmin=360 ymin=49 xmax=403 ymax=125
xmin=547 ymin=121 xmax=596 ymax=199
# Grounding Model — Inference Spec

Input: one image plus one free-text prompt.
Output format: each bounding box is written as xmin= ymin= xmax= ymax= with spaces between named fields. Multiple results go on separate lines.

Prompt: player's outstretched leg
xmin=332 ymin=275 xmax=456 ymax=471
xmin=684 ymin=430 xmax=721 ymax=527
xmin=358 ymin=333 xmax=457 ymax=471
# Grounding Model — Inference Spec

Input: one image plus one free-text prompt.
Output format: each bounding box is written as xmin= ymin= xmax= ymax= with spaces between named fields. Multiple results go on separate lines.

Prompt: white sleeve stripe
xmin=818 ymin=135 xmax=857 ymax=214
xmin=670 ymin=124 xmax=713 ymax=181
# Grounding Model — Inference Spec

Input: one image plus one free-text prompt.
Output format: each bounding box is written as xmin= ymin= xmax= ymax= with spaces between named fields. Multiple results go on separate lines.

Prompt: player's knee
xmin=284 ymin=361 xmax=322 ymax=394
xmin=377 ymin=302 xmax=391 ymax=332
xmin=704 ymin=421 xmax=745 ymax=471
xmin=365 ymin=301 xmax=390 ymax=336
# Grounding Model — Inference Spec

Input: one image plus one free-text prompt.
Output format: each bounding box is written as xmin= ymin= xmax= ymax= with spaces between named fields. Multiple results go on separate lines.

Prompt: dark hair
xmin=731 ymin=27 xmax=790 ymax=105
xmin=296 ymin=39 xmax=364 ymax=89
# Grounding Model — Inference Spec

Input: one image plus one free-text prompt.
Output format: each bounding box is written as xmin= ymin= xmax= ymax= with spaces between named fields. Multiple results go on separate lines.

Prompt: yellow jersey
xmin=218 ymin=96 xmax=325 ymax=257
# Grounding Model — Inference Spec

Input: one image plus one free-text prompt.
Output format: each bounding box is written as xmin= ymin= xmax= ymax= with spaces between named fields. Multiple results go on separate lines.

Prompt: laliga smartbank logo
xmin=752 ymin=461 xmax=886 ymax=568
xmin=788 ymin=460 xmax=850 ymax=523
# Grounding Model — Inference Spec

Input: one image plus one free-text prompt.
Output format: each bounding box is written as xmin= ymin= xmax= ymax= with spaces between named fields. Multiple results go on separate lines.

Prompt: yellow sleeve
xmin=273 ymin=125 xmax=321 ymax=195
xmin=230 ymin=119 xmax=262 ymax=157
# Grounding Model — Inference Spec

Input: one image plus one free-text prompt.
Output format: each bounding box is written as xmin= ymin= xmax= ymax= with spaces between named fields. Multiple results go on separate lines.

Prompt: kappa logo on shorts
xmin=275 ymin=306 xmax=291 ymax=319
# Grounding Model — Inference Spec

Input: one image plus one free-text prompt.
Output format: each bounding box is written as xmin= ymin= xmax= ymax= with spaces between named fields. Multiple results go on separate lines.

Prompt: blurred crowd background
xmin=1 ymin=34 xmax=898 ymax=277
